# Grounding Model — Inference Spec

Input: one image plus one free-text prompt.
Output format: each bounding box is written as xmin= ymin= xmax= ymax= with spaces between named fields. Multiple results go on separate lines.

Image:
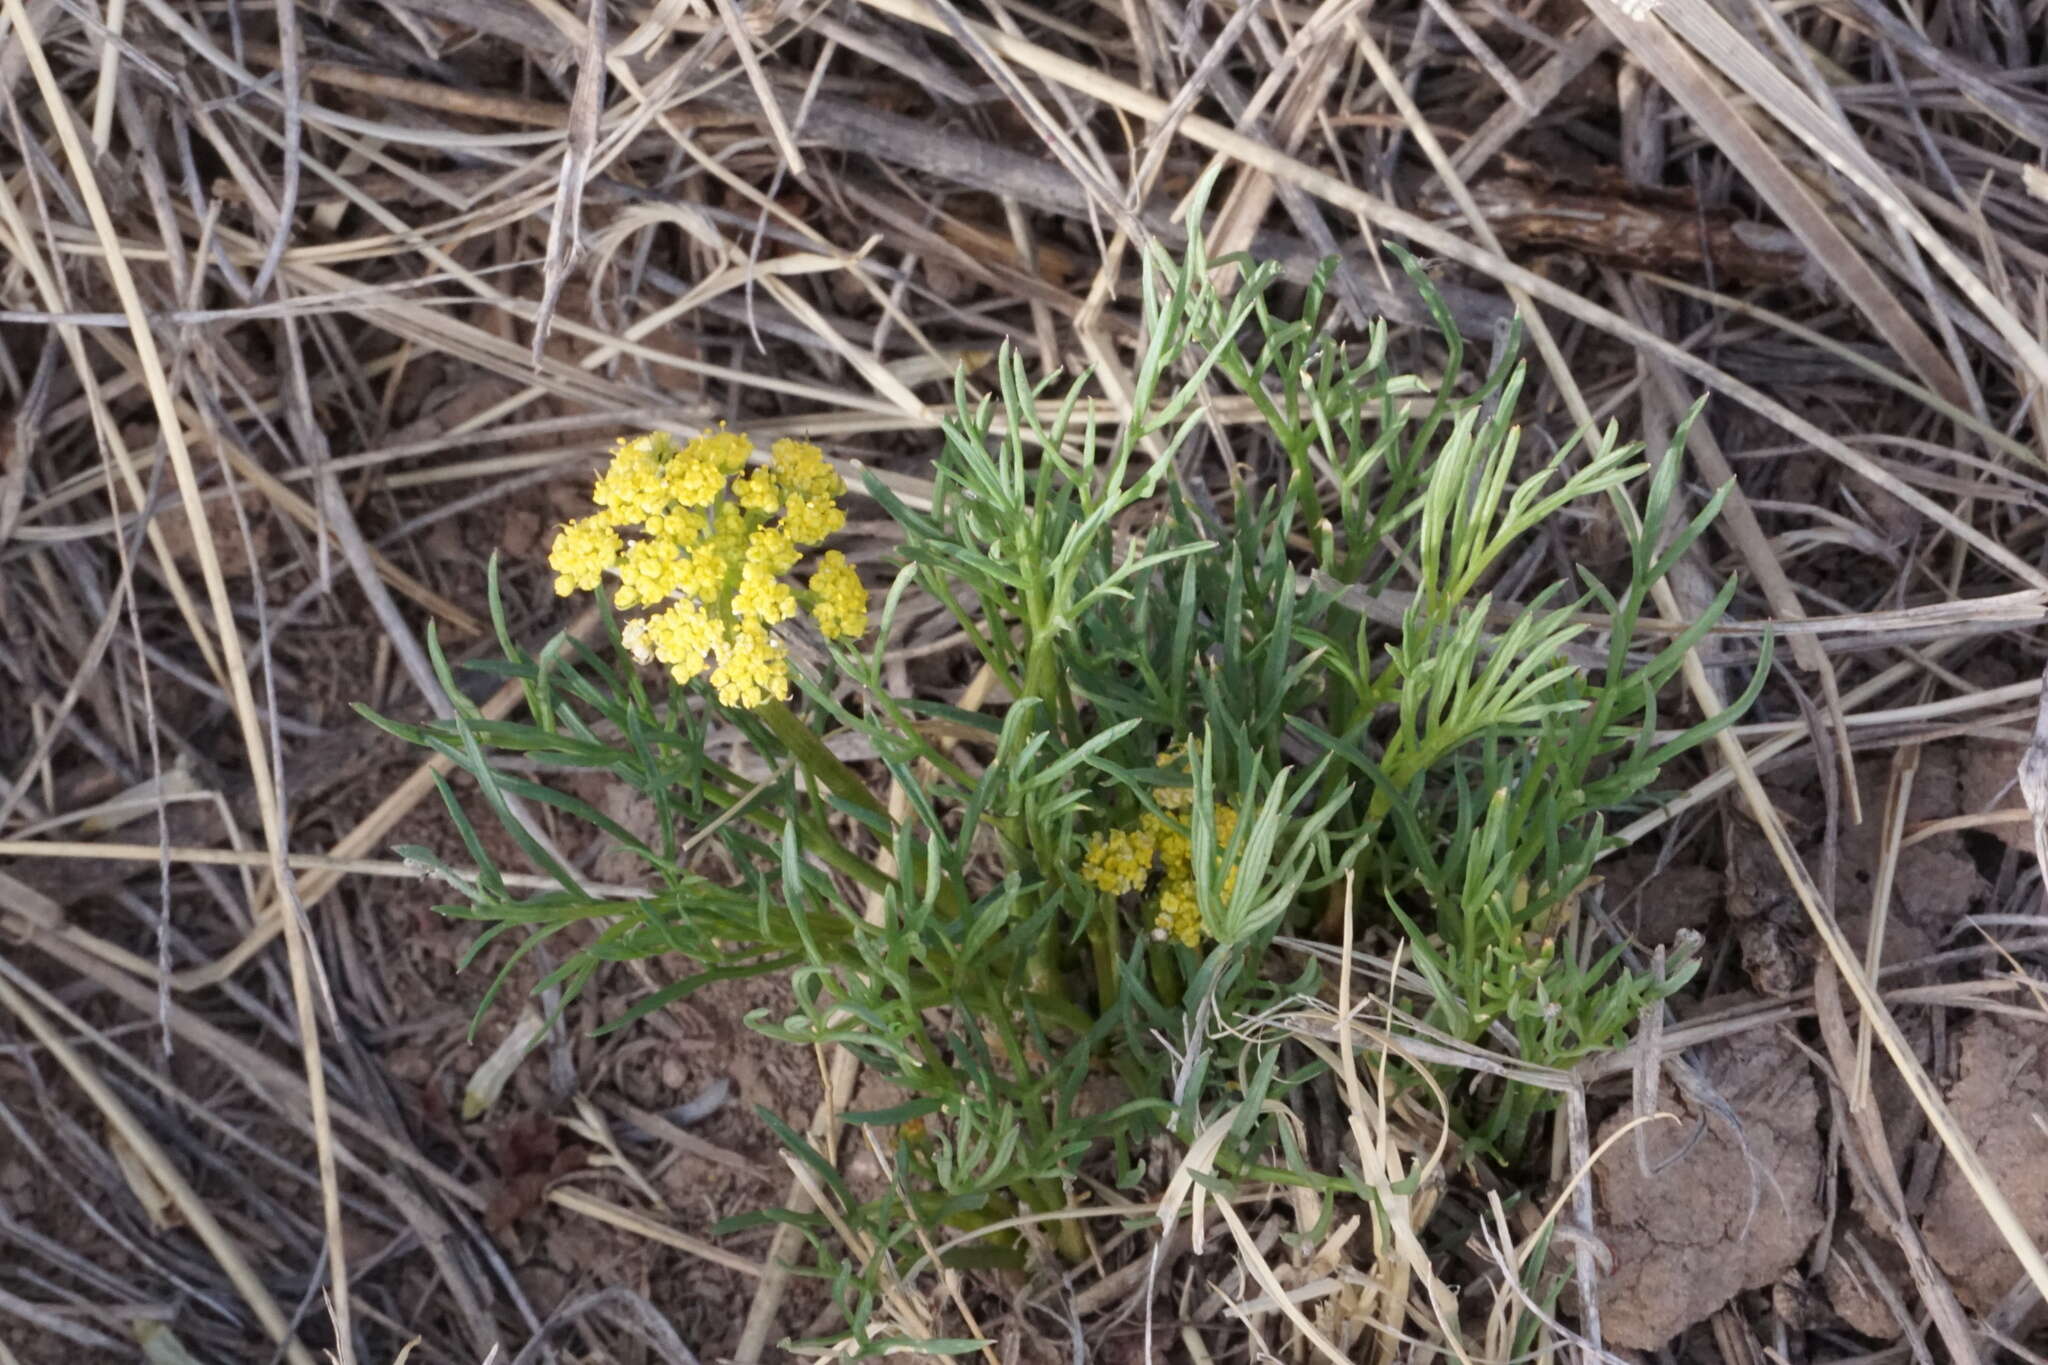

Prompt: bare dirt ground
xmin=5 ymin=0 xmax=2048 ymax=1360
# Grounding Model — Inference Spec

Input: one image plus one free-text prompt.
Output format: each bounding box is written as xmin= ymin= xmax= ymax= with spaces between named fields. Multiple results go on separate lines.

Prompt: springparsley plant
xmin=360 ymin=216 xmax=1763 ymax=1354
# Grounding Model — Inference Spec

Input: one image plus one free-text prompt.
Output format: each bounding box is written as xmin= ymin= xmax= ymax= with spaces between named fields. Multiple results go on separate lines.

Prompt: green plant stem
xmin=663 ymin=748 xmax=890 ymax=898
xmin=1146 ymin=941 xmax=1183 ymax=1008
xmin=792 ymin=813 xmax=892 ymax=894
xmin=754 ymin=699 xmax=884 ymax=816
xmin=759 ymin=699 xmax=998 ymax=938
xmin=1474 ymin=1073 xmax=1549 ymax=1160
xmin=1021 ymin=602 xmax=1058 ymax=711
xmin=1019 ymin=1179 xmax=1090 ymax=1262
xmin=1088 ymin=905 xmax=1119 ymax=1015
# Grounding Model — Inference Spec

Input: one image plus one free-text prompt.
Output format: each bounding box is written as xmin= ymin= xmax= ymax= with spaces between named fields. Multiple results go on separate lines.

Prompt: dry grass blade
xmin=1811 ymin=956 xmax=1981 ymax=1362
xmin=506 ymin=1288 xmax=703 ymax=1365
xmin=85 ymin=331 xmax=487 ymax=636
xmin=711 ymin=0 xmax=807 ymax=177
xmin=0 ymin=838 xmax=650 ymax=893
xmin=0 ymin=172 xmax=231 ymax=693
xmin=172 ymin=605 xmax=603 ymax=989
xmin=1324 ymin=932 xmax=1466 ymax=1363
xmin=1851 ymin=746 xmax=1918 ymax=1104
xmin=0 ymin=6 xmax=358 ymax=1358
xmin=13 ymin=924 xmax=494 ymax=1215
xmin=1583 ymin=0 xmax=1969 ymax=408
xmin=531 ymin=0 xmax=607 ymax=365
xmin=1447 ymin=20 xmax=1613 ymax=181
xmin=1641 ymin=0 xmax=2048 ymax=394
xmin=1838 ymin=0 xmax=2048 ymax=145
xmin=0 ymin=961 xmax=320 ymax=1365
xmin=544 ymin=1188 xmax=765 ymax=1280
xmin=2021 ymin=663 xmax=2048 ymax=881
xmin=247 ymin=0 xmax=302 ymax=296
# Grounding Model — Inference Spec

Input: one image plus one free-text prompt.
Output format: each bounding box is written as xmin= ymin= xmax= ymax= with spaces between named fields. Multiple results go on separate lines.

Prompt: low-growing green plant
xmin=360 ymin=208 xmax=1764 ymax=1353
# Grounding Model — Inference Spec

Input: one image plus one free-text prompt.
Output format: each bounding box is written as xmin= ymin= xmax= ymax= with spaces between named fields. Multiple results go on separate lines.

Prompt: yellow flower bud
xmin=612 ymin=536 xmax=686 ymax=610
xmin=711 ymin=619 xmax=790 ymax=709
xmin=733 ymin=469 xmax=781 ymax=514
xmin=592 ymin=435 xmax=675 ymax=525
xmin=745 ymin=525 xmax=800 ymax=577
xmin=732 ymin=563 xmax=798 ymax=624
xmin=1082 ymin=825 xmax=1157 ymax=895
xmin=558 ymin=429 xmax=863 ymax=708
xmin=547 ymin=517 xmax=621 ymax=596
xmin=693 ymin=429 xmax=754 ymax=476
xmin=807 ymin=551 xmax=869 ymax=641
xmin=780 ymin=492 xmax=846 ymax=547
xmin=665 ymin=442 xmax=726 ymax=508
xmin=770 ymin=439 xmax=844 ymax=502
xmin=644 ymin=601 xmax=722 ymax=683
xmin=1153 ymin=875 xmax=1202 ymax=948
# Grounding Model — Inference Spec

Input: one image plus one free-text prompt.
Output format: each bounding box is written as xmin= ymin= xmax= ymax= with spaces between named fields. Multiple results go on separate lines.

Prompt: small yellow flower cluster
xmin=1079 ymin=747 xmax=1239 ymax=949
xmin=1080 ymin=824 xmax=1156 ymax=896
xmin=1144 ymin=802 xmax=1238 ymax=948
xmin=809 ymin=551 xmax=868 ymax=642
xmin=547 ymin=429 xmax=869 ymax=709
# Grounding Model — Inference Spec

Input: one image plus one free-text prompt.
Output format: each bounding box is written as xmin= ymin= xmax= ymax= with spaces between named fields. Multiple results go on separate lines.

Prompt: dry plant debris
xmin=2 ymin=0 xmax=2047 ymax=1358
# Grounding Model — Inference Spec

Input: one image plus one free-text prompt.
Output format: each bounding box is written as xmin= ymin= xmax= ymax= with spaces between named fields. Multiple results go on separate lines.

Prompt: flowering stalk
xmin=544 ymin=429 xmax=918 ymax=876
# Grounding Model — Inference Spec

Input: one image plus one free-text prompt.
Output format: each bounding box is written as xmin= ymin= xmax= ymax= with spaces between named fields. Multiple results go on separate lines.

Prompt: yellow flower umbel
xmin=1079 ymin=746 xmax=1239 ymax=949
xmin=546 ymin=429 xmax=870 ymax=708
